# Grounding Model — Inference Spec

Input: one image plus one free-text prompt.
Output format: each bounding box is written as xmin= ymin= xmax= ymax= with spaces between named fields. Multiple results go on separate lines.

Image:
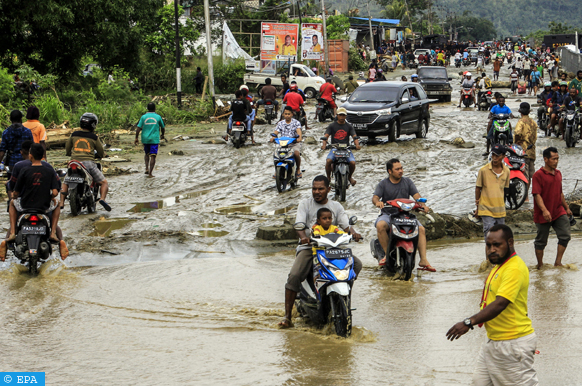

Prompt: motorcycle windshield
xmin=275 ymin=137 xmax=296 ymax=146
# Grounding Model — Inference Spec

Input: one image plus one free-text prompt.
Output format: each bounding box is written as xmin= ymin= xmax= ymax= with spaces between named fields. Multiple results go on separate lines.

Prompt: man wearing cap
xmin=514 ymin=102 xmax=538 ymax=198
xmin=475 ymin=144 xmax=511 ymax=239
xmin=319 ymin=77 xmax=337 ymax=117
xmin=321 ymin=108 xmax=361 ymax=186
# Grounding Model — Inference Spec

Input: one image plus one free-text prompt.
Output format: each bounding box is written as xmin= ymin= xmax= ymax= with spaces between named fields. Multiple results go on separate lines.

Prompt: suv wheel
xmin=388 ymin=123 xmax=397 ymax=142
xmin=416 ymin=119 xmax=428 ymax=138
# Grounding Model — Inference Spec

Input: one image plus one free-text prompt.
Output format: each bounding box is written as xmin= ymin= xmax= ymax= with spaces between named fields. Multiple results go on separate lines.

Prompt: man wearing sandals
xmin=372 ymin=158 xmax=436 ymax=272
xmin=279 ymin=175 xmax=362 ymax=328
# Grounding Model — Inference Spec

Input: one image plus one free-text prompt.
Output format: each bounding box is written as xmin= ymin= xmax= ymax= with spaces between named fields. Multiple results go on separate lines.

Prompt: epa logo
xmin=3 ymin=375 xmax=40 ymax=383
xmin=4 ymin=376 xmax=11 ymax=383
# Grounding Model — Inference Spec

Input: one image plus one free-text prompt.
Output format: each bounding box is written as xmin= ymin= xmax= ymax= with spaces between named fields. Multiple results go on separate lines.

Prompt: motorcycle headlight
xmin=391 ymin=224 xmax=419 ymax=239
xmin=567 ymin=114 xmax=575 ymax=120
xmin=396 ymin=200 xmax=415 ymax=211
xmin=331 ymin=268 xmax=350 ymax=281
xmin=377 ymin=108 xmax=392 ymax=116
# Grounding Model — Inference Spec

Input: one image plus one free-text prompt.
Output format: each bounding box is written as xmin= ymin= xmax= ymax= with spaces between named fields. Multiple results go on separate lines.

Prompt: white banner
xmin=222 ymin=21 xmax=253 ymax=61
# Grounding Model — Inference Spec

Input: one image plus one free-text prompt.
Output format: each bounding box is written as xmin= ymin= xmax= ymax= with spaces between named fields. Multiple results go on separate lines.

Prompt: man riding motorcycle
xmin=256 ymin=77 xmax=279 ymax=114
xmin=485 ymin=96 xmax=514 ymax=155
xmin=549 ymin=81 xmax=569 ymax=136
xmin=283 ymin=84 xmax=310 ymax=130
xmin=319 ymin=77 xmax=338 ymax=117
xmin=558 ymin=88 xmax=582 ymax=136
xmin=537 ymin=82 xmax=553 ymax=126
xmin=373 ymin=159 xmax=436 ymax=272
xmin=458 ymin=72 xmax=476 ymax=108
xmin=270 ymin=106 xmax=303 ymax=179
xmin=60 ymin=113 xmax=111 ymax=212
xmin=321 ymin=108 xmax=361 ymax=186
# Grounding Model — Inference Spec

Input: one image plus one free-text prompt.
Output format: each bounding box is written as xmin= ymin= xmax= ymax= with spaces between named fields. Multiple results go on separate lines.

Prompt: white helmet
xmin=466 ymin=72 xmax=472 ymax=77
xmin=239 ymin=85 xmax=249 ymax=91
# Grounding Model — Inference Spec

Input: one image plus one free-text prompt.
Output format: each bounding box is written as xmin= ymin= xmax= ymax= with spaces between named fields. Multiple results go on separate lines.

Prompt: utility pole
xmin=320 ymin=0 xmax=330 ymax=72
xmin=427 ymin=0 xmax=433 ymax=35
xmin=203 ymin=0 xmax=215 ymax=101
xmin=174 ymin=0 xmax=182 ymax=107
xmin=402 ymin=0 xmax=414 ymax=38
xmin=366 ymin=1 xmax=374 ymax=51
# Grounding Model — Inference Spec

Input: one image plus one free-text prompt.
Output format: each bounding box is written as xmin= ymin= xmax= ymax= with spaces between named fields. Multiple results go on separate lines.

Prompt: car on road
xmin=244 ymin=63 xmax=325 ymax=99
xmin=417 ymin=66 xmax=453 ymax=102
xmin=467 ymin=47 xmax=479 ymax=63
xmin=414 ymin=49 xmax=430 ymax=62
xmin=341 ymin=82 xmax=432 ymax=142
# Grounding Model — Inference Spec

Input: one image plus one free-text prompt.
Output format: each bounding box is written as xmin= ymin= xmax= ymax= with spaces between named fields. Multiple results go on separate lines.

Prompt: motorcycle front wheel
xmin=275 ymin=167 xmax=287 ymax=193
xmin=330 ymin=294 xmax=352 ymax=338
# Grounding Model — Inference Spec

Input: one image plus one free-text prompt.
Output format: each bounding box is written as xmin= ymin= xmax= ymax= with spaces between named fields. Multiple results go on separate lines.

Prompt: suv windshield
xmin=350 ymin=87 xmax=399 ymax=103
xmin=418 ymin=68 xmax=447 ymax=79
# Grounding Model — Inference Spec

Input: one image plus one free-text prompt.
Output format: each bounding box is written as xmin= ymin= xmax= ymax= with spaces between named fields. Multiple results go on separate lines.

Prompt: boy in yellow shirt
xmin=311 ymin=208 xmax=344 ymax=253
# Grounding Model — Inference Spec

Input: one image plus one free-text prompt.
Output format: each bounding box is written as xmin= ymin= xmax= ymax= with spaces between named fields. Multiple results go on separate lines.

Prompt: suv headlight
xmin=377 ymin=108 xmax=392 ymax=115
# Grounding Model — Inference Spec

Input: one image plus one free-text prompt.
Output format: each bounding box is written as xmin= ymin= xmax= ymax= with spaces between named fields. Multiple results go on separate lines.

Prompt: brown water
xmin=1 ymin=63 xmax=582 ymax=385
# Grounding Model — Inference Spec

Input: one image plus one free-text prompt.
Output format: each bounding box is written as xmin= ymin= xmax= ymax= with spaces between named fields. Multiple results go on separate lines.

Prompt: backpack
xmin=484 ymin=78 xmax=492 ymax=89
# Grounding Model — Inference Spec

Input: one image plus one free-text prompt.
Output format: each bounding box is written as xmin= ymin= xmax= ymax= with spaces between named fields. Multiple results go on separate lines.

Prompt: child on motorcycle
xmin=311 ymin=208 xmax=345 ymax=254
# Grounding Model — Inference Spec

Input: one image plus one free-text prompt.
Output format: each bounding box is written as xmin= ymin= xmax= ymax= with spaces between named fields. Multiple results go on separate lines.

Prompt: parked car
xmin=341 ymin=82 xmax=432 ymax=142
xmin=417 ymin=66 xmax=453 ymax=102
xmin=467 ymin=47 xmax=479 ymax=63
xmin=244 ymin=63 xmax=325 ymax=99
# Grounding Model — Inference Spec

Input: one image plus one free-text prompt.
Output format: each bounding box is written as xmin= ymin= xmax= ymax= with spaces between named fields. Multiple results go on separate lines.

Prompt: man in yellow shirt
xmin=446 ymin=224 xmax=538 ymax=385
xmin=310 ymin=35 xmax=321 ymax=53
xmin=475 ymin=144 xmax=510 ymax=239
xmin=279 ymin=35 xmax=296 ymax=56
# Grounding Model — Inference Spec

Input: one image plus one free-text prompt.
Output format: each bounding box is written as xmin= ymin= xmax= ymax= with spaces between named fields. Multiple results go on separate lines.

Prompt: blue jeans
xmin=228 ymin=115 xmax=253 ymax=132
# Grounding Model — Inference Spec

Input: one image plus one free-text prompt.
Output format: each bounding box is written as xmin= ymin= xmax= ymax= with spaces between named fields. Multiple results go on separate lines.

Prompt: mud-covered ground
xmin=1 ymin=63 xmax=581 ymax=385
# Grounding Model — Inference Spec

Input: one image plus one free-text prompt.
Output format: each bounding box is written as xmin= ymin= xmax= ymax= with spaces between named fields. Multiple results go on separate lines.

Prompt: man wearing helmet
xmin=411 ymin=74 xmax=418 ymax=83
xmin=537 ymin=82 xmax=553 ymax=125
xmin=319 ymin=78 xmax=338 ymax=117
xmin=549 ymin=81 xmax=569 ymax=135
xmin=60 ymin=113 xmax=111 ymax=211
xmin=558 ymin=88 xmax=582 ymax=136
xmin=458 ymin=72 xmax=476 ymax=108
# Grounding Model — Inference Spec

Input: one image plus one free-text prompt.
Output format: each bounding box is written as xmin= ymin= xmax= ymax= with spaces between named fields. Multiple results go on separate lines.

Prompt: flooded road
xmin=1 ymin=63 xmax=582 ymax=385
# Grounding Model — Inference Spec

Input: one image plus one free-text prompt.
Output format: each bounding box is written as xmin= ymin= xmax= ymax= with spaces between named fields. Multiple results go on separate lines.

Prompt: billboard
xmin=301 ymin=23 xmax=324 ymax=61
xmin=261 ymin=23 xmax=299 ymax=61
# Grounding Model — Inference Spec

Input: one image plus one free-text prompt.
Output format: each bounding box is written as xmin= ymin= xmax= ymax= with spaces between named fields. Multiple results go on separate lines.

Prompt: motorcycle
xmin=294 ymin=216 xmax=358 ymax=337
xmin=323 ymin=141 xmax=357 ymax=202
xmin=9 ymin=212 xmax=54 ymax=275
xmin=455 ymin=58 xmax=462 ymax=68
xmin=461 ymin=88 xmax=474 ymax=108
xmin=491 ymin=113 xmax=512 ymax=146
xmin=230 ymin=120 xmax=248 ymax=149
xmin=263 ymin=99 xmax=276 ymax=125
xmin=563 ymin=109 xmax=581 ymax=148
xmin=294 ymin=107 xmax=307 ymax=128
xmin=370 ymin=198 xmax=428 ymax=281
xmin=478 ymin=90 xmax=492 ymax=111
xmin=271 ymin=135 xmax=298 ymax=193
xmin=537 ymin=101 xmax=551 ymax=136
xmin=503 ymin=144 xmax=529 ymax=210
xmin=64 ymin=160 xmax=100 ymax=216
xmin=316 ymin=96 xmax=335 ymax=123
xmin=462 ymin=58 xmax=471 ymax=67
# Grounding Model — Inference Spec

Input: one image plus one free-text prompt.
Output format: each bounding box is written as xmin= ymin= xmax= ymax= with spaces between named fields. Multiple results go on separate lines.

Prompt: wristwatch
xmin=464 ymin=318 xmax=474 ymax=330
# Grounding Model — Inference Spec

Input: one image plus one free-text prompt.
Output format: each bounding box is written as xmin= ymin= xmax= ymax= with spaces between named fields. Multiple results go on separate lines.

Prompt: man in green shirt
xmin=569 ymin=70 xmax=582 ymax=95
xmin=344 ymin=75 xmax=359 ymax=94
xmin=135 ymin=102 xmax=165 ymax=178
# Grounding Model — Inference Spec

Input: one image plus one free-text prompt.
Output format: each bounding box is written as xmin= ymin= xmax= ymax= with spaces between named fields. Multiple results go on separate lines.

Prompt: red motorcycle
xmin=503 ymin=144 xmax=528 ymax=210
xmin=461 ymin=88 xmax=474 ymax=107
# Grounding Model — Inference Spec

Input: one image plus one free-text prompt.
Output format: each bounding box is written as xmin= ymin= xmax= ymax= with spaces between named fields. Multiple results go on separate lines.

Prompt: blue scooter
xmin=294 ymin=216 xmax=358 ymax=337
xmin=271 ymin=135 xmax=297 ymax=193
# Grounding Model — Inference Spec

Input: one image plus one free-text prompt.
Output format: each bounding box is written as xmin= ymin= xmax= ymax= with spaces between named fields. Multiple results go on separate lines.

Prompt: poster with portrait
xmin=301 ymin=23 xmax=324 ymax=61
xmin=261 ymin=23 xmax=299 ymax=61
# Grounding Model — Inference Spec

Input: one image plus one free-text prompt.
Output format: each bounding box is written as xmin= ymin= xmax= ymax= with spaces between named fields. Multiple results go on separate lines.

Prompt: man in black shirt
xmin=321 ymin=108 xmax=360 ymax=185
xmin=2 ymin=144 xmax=67 ymax=259
xmin=224 ymin=90 xmax=249 ymax=141
xmin=278 ymin=74 xmax=290 ymax=99
xmin=558 ymin=88 xmax=582 ymax=135
xmin=195 ymin=67 xmax=204 ymax=94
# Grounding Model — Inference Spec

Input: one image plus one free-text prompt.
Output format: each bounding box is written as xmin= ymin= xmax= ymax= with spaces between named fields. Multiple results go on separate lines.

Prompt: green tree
xmin=0 ymin=0 xmax=165 ymax=75
xmin=326 ymin=15 xmax=351 ymax=39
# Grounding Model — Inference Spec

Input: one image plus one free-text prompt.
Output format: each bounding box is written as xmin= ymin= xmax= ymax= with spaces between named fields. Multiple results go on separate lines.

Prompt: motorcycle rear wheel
xmin=331 ymin=294 xmax=352 ymax=338
xmin=69 ymin=187 xmax=80 ymax=216
xmin=505 ymin=179 xmax=527 ymax=210
xmin=318 ymin=110 xmax=325 ymax=123
xmin=28 ymin=255 xmax=38 ymax=275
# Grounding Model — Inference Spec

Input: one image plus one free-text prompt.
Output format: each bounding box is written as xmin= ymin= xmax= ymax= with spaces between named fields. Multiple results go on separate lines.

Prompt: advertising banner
xmin=261 ymin=23 xmax=299 ymax=61
xmin=301 ymin=23 xmax=324 ymax=60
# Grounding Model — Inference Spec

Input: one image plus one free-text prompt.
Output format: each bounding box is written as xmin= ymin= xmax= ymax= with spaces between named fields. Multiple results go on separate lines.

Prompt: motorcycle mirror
xmin=448 ymin=77 xmax=453 ymax=81
xmin=293 ymin=222 xmax=307 ymax=231
xmin=417 ymin=198 xmax=427 ymax=203
xmin=57 ymin=169 xmax=67 ymax=178
xmin=349 ymin=216 xmax=358 ymax=225
xmin=270 ymin=133 xmax=277 ymax=137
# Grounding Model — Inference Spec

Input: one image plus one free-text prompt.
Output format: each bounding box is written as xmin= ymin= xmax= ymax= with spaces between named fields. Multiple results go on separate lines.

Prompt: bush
xmin=211 ymin=60 xmax=246 ymax=94
xmin=348 ymin=46 xmax=368 ymax=72
xmin=0 ymin=67 xmax=14 ymax=103
xmin=34 ymin=94 xmax=70 ymax=125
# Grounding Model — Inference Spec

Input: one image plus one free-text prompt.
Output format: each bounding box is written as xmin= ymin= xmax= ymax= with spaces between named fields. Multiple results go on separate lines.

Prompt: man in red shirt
xmin=532 ymin=146 xmax=572 ymax=269
xmin=283 ymin=84 xmax=310 ymax=130
xmin=319 ymin=78 xmax=337 ymax=117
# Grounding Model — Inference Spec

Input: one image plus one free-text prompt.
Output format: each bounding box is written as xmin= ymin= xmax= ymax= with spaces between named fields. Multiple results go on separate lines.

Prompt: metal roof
xmin=349 ymin=17 xmax=400 ymax=25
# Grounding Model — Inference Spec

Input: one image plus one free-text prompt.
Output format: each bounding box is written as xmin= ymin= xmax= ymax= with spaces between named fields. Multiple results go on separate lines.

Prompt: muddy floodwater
xmin=1 ymin=64 xmax=582 ymax=385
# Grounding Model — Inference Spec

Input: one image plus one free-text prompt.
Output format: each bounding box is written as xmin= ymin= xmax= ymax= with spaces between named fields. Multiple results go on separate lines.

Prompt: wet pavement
xmin=1 ymin=62 xmax=581 ymax=385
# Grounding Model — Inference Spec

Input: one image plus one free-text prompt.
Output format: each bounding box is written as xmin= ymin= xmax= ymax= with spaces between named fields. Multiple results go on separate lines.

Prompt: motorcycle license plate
xmin=353 ymin=123 xmax=367 ymax=129
xmin=508 ymin=156 xmax=522 ymax=163
xmin=393 ymin=217 xmax=417 ymax=226
xmin=325 ymin=248 xmax=353 ymax=260
xmin=65 ymin=176 xmax=84 ymax=183
xmin=21 ymin=225 xmax=46 ymax=235
xmin=232 ymin=126 xmax=244 ymax=132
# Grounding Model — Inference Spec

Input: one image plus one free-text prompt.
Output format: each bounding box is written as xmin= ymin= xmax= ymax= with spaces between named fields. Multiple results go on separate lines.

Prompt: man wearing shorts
xmin=135 ymin=102 xmax=165 ymax=177
xmin=319 ymin=78 xmax=338 ymax=117
xmin=270 ymin=106 xmax=303 ymax=179
xmin=61 ymin=113 xmax=111 ymax=211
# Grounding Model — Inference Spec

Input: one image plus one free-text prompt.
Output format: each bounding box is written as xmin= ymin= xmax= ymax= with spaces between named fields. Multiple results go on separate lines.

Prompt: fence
xmin=558 ymin=46 xmax=582 ymax=74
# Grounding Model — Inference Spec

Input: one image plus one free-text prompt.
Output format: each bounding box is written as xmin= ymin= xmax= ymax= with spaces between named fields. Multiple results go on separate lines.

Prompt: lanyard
xmin=478 ymin=252 xmax=515 ymax=327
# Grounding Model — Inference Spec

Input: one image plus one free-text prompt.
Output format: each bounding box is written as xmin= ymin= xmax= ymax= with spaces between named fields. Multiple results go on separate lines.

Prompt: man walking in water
xmin=278 ymin=175 xmax=362 ymax=328
xmin=446 ymin=224 xmax=538 ymax=385
xmin=135 ymin=102 xmax=165 ymax=178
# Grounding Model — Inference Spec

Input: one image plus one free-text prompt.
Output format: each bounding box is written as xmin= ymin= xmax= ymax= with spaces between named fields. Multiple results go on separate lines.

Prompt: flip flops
xmin=418 ymin=264 xmax=437 ymax=272
xmin=99 ymin=200 xmax=112 ymax=212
